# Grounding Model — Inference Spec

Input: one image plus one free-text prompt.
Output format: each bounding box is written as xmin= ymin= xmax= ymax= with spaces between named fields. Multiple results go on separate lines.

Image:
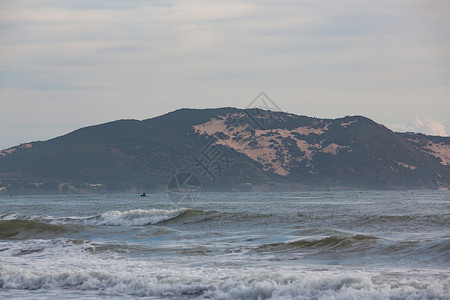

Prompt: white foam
xmin=0 ymin=238 xmax=94 ymax=259
xmin=1 ymin=265 xmax=449 ymax=299
xmin=0 ymin=213 xmax=18 ymax=220
xmin=1 ymin=208 xmax=189 ymax=226
xmin=0 ymin=239 xmax=449 ymax=299
xmin=93 ymin=208 xmax=187 ymax=226
xmin=0 ymin=213 xmax=50 ymax=222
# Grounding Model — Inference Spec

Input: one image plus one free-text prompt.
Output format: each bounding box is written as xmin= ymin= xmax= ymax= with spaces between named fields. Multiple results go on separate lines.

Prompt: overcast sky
xmin=1 ymin=0 xmax=449 ymax=150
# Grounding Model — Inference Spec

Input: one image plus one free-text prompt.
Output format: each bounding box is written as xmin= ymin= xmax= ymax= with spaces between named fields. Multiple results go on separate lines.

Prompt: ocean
xmin=0 ymin=190 xmax=449 ymax=299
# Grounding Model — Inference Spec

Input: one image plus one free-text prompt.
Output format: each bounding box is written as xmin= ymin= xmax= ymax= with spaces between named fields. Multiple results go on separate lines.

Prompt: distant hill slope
xmin=399 ymin=132 xmax=450 ymax=166
xmin=0 ymin=108 xmax=449 ymax=194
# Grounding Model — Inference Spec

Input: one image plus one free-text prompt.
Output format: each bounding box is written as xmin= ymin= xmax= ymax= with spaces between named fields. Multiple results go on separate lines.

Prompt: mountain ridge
xmin=1 ymin=108 xmax=449 ymax=194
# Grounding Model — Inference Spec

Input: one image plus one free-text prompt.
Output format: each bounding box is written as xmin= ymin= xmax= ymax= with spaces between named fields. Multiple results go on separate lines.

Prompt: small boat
xmin=140 ymin=192 xmax=147 ymax=197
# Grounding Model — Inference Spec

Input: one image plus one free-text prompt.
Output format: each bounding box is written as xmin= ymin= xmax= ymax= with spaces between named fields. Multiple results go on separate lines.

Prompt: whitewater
xmin=0 ymin=191 xmax=449 ymax=299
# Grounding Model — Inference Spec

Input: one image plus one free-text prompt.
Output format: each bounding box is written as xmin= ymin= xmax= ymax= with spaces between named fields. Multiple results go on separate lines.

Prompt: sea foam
xmin=1 ymin=250 xmax=449 ymax=300
xmin=0 ymin=238 xmax=449 ymax=299
xmin=1 ymin=208 xmax=189 ymax=227
xmin=93 ymin=208 xmax=187 ymax=226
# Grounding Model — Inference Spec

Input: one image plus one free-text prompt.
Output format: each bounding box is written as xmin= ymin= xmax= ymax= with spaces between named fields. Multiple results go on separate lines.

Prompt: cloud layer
xmin=390 ymin=118 xmax=448 ymax=136
xmin=1 ymin=0 xmax=449 ymax=149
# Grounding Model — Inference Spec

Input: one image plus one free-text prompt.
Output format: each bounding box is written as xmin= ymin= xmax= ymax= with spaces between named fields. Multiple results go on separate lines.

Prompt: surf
xmin=0 ymin=220 xmax=75 ymax=239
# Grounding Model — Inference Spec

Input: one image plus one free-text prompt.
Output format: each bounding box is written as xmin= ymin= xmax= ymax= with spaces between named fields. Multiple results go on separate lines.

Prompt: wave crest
xmin=0 ymin=220 xmax=74 ymax=239
xmin=1 ymin=208 xmax=193 ymax=227
xmin=94 ymin=208 xmax=189 ymax=226
xmin=258 ymin=235 xmax=380 ymax=253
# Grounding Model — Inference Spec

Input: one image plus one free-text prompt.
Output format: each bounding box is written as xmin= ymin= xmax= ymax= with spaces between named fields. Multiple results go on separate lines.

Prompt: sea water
xmin=0 ymin=191 xmax=449 ymax=299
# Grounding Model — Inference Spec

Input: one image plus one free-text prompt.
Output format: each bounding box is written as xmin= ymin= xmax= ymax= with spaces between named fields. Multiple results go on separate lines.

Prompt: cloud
xmin=413 ymin=118 xmax=424 ymax=128
xmin=388 ymin=123 xmax=415 ymax=132
xmin=414 ymin=118 xmax=447 ymax=136
xmin=389 ymin=118 xmax=447 ymax=136
xmin=0 ymin=0 xmax=449 ymax=149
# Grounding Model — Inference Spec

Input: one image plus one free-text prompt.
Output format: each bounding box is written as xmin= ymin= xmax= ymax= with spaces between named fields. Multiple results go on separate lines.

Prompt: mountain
xmin=1 ymin=108 xmax=449 ymax=194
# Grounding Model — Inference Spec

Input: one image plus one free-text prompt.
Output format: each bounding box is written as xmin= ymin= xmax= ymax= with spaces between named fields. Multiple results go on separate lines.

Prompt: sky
xmin=1 ymin=0 xmax=449 ymax=150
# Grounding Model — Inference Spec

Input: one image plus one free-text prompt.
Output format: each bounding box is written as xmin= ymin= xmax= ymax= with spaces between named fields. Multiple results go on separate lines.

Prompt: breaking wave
xmin=92 ymin=208 xmax=189 ymax=226
xmin=255 ymin=234 xmax=450 ymax=266
xmin=0 ymin=257 xmax=448 ymax=299
xmin=0 ymin=236 xmax=449 ymax=299
xmin=0 ymin=208 xmax=193 ymax=227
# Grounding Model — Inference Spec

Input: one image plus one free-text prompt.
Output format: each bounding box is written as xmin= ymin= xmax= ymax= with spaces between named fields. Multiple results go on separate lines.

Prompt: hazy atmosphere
xmin=1 ymin=0 xmax=449 ymax=149
xmin=1 ymin=2 xmax=450 ymax=299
